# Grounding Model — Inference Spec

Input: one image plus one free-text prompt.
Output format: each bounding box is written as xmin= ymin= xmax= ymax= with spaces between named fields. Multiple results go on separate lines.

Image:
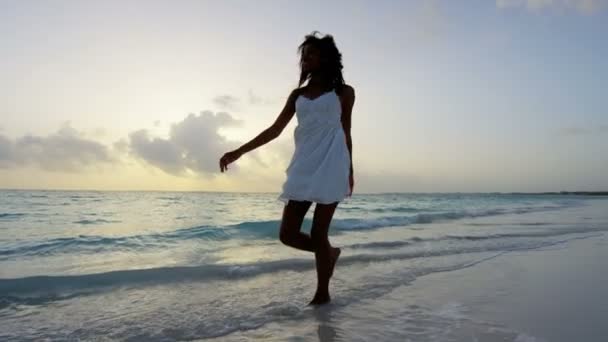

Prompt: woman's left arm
xmin=340 ymin=85 xmax=356 ymax=175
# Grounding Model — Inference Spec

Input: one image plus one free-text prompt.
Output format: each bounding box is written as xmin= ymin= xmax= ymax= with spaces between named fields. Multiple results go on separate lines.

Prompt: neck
xmin=307 ymin=72 xmax=329 ymax=88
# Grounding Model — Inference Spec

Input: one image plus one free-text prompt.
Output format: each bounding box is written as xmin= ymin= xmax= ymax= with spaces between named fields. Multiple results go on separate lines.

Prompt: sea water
xmin=1 ymin=190 xmax=607 ymax=341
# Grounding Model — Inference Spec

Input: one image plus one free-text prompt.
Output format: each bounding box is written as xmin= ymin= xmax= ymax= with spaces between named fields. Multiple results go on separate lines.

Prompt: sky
xmin=0 ymin=0 xmax=607 ymax=193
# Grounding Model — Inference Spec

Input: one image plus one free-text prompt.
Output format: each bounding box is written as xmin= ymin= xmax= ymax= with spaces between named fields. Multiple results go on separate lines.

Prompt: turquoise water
xmin=1 ymin=190 xmax=606 ymax=340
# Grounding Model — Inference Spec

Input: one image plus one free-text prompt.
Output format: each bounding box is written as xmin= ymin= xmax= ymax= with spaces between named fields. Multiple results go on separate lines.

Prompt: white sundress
xmin=277 ymin=88 xmax=352 ymax=205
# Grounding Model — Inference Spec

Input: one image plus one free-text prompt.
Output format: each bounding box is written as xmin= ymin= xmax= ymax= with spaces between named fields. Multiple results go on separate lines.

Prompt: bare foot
xmin=308 ymin=292 xmax=331 ymax=306
xmin=329 ymin=247 xmax=341 ymax=278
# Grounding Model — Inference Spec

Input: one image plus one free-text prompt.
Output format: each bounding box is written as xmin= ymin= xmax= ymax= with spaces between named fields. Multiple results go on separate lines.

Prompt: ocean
xmin=1 ymin=190 xmax=607 ymax=341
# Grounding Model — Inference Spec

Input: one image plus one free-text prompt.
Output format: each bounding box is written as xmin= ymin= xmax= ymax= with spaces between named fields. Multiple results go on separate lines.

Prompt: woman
xmin=219 ymin=31 xmax=355 ymax=306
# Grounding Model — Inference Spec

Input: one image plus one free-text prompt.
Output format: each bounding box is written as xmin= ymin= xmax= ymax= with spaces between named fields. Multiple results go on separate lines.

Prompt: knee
xmin=279 ymin=231 xmax=291 ymax=246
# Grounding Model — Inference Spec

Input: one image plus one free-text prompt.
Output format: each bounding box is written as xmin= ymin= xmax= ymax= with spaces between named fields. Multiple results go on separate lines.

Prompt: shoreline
xmin=209 ymin=231 xmax=608 ymax=342
xmin=398 ymin=231 xmax=608 ymax=342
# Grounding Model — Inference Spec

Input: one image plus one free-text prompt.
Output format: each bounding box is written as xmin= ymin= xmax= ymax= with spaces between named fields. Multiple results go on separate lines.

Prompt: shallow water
xmin=1 ymin=190 xmax=607 ymax=341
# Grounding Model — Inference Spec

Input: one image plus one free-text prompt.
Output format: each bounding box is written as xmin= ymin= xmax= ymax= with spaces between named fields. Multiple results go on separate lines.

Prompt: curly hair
xmin=297 ymin=31 xmax=346 ymax=93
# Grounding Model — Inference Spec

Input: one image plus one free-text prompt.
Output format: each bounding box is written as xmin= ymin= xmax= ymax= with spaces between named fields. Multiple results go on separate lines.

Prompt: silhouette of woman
xmin=219 ymin=31 xmax=355 ymax=306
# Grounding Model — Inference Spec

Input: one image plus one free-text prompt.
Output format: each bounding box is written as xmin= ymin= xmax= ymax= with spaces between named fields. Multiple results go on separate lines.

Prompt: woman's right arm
xmin=234 ymin=88 xmax=299 ymax=155
xmin=220 ymin=89 xmax=300 ymax=172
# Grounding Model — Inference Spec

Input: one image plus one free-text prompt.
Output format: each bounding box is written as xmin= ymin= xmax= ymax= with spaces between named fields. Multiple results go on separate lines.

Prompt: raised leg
xmin=279 ymin=199 xmax=315 ymax=252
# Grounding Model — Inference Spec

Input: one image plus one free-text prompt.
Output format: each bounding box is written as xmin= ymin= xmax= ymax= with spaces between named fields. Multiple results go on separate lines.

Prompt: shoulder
xmin=283 ymin=88 xmax=303 ymax=108
xmin=342 ymin=84 xmax=355 ymax=95
xmin=338 ymin=84 xmax=355 ymax=103
xmin=288 ymin=87 xmax=305 ymax=101
xmin=338 ymin=84 xmax=355 ymax=98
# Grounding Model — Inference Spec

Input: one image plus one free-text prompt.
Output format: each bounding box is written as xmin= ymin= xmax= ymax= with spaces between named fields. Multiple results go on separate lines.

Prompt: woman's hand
xmin=219 ymin=149 xmax=243 ymax=172
xmin=348 ymin=171 xmax=354 ymax=196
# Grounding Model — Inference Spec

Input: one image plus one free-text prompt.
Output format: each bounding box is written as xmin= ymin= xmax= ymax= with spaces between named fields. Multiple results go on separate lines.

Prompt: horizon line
xmin=1 ymin=188 xmax=607 ymax=195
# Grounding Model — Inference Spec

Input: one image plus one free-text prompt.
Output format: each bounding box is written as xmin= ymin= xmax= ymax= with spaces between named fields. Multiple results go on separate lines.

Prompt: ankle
xmin=315 ymin=289 xmax=329 ymax=296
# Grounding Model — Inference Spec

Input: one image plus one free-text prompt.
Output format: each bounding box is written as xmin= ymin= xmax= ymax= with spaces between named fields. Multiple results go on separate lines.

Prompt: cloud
xmin=0 ymin=122 xmax=115 ymax=172
xmin=0 ymin=104 xmax=292 ymax=179
xmin=558 ymin=124 xmax=608 ymax=136
xmin=247 ymin=89 xmax=278 ymax=105
xmin=213 ymin=90 xmax=279 ymax=110
xmin=127 ymin=110 xmax=244 ymax=176
xmin=0 ymin=136 xmax=13 ymax=167
xmin=496 ymin=0 xmax=607 ymax=13
xmin=248 ymin=90 xmax=263 ymax=105
xmin=112 ymin=139 xmax=129 ymax=154
xmin=558 ymin=126 xmax=591 ymax=136
xmin=213 ymin=95 xmax=240 ymax=111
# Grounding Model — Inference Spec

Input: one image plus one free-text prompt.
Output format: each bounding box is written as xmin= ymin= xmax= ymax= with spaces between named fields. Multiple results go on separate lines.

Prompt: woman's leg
xmin=279 ymin=199 xmax=315 ymax=252
xmin=309 ymin=201 xmax=341 ymax=305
